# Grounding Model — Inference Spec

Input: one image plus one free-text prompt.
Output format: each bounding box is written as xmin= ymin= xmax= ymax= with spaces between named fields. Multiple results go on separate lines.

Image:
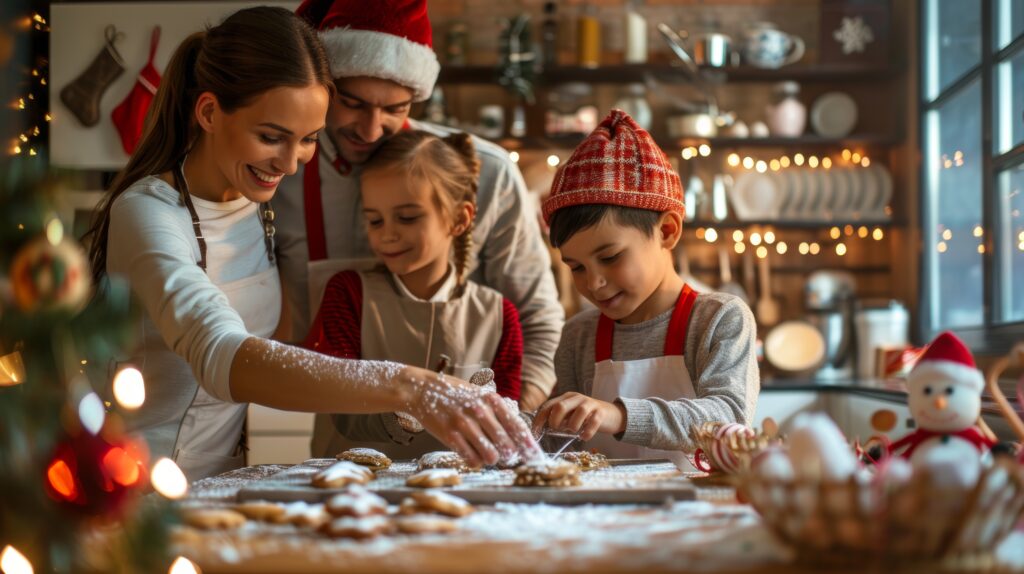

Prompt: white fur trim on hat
xmin=908 ymin=360 xmax=984 ymax=393
xmin=319 ymin=27 xmax=440 ymax=101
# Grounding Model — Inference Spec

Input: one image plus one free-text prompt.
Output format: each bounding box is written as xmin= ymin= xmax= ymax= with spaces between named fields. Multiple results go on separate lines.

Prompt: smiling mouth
xmin=379 ymin=249 xmax=410 ymax=258
xmin=596 ymin=293 xmax=622 ymax=305
xmin=248 ymin=165 xmax=282 ymax=186
xmin=917 ymin=410 xmax=959 ymax=424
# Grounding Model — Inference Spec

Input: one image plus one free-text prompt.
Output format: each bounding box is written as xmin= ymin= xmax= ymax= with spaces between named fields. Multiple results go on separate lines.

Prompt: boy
xmin=532 ymin=110 xmax=759 ymax=469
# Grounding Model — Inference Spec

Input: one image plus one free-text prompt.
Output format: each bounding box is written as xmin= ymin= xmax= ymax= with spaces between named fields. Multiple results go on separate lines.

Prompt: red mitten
xmin=111 ymin=27 xmax=161 ymax=155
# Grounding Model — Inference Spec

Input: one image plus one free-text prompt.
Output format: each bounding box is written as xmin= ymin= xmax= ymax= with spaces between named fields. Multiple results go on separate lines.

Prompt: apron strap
xmin=664 ymin=284 xmax=698 ymax=356
xmin=594 ymin=284 xmax=698 ymax=363
xmin=147 ymin=26 xmax=161 ymax=64
xmin=303 ymin=145 xmax=328 ymax=262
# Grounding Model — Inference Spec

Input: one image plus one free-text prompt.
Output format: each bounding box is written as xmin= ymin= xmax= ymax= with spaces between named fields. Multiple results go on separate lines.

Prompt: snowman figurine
xmin=889 ymin=332 xmax=996 ymax=481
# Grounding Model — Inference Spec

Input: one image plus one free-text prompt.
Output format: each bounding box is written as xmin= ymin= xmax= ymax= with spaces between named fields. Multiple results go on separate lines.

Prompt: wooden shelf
xmin=497 ymin=133 xmax=900 ymax=151
xmin=683 ymin=219 xmax=896 ymax=230
xmin=438 ymin=64 xmax=896 ymax=85
xmin=688 ymin=264 xmax=891 ymax=275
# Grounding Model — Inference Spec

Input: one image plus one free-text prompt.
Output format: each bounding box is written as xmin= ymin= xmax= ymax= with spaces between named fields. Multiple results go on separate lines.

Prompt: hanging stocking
xmin=111 ymin=27 xmax=161 ymax=154
xmin=60 ymin=25 xmax=125 ymax=127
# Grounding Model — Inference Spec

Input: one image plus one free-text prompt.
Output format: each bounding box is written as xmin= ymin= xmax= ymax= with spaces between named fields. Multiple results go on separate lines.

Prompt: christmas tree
xmin=1 ymin=4 xmax=185 ymax=572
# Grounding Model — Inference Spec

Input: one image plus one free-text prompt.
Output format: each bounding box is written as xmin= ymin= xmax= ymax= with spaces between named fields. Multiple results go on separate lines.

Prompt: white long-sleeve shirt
xmin=106 ymin=175 xmax=278 ymax=460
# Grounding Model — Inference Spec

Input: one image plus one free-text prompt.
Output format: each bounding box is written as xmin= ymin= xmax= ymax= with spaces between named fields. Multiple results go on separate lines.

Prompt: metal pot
xmin=692 ymin=32 xmax=733 ymax=68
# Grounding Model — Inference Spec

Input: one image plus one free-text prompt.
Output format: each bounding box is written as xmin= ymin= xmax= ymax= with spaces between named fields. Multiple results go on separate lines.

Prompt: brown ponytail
xmin=363 ymin=130 xmax=481 ymax=286
xmin=85 ymin=6 xmax=333 ymax=285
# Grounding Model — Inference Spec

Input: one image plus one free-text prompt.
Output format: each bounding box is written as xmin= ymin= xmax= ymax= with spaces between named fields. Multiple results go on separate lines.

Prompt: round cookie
xmin=406 ymin=468 xmax=462 ymax=488
xmin=417 ymin=450 xmax=474 ymax=473
xmin=272 ymin=501 xmax=330 ymax=529
xmin=321 ymin=515 xmax=393 ymax=539
xmin=514 ymin=458 xmax=582 ymax=487
xmin=181 ymin=507 xmax=247 ymax=530
xmin=395 ymin=514 xmax=459 ymax=535
xmin=405 ymin=489 xmax=473 ymax=518
xmin=326 ymin=487 xmax=389 ymax=517
xmin=233 ymin=500 xmax=287 ymax=522
xmin=558 ymin=451 xmax=610 ymax=471
xmin=336 ymin=447 xmax=392 ymax=471
xmin=312 ymin=460 xmax=374 ymax=488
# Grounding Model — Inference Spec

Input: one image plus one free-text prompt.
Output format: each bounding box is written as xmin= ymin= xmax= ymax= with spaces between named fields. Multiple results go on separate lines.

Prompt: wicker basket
xmin=691 ymin=421 xmax=780 ymax=474
xmin=740 ymin=454 xmax=1024 ymax=567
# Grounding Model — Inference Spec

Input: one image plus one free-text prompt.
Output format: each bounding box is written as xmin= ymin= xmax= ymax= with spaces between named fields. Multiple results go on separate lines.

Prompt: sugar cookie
xmin=181 ymin=507 xmax=247 ymax=530
xmin=395 ymin=514 xmax=459 ymax=535
xmin=416 ymin=450 xmax=473 ymax=473
xmin=514 ymin=458 xmax=581 ymax=487
xmin=405 ymin=468 xmax=462 ymax=488
xmin=312 ymin=460 xmax=374 ymax=488
xmin=335 ymin=447 xmax=392 ymax=471
xmin=321 ymin=515 xmax=393 ymax=539
xmin=402 ymin=489 xmax=473 ymax=517
xmin=326 ymin=487 xmax=389 ymax=517
xmin=558 ymin=451 xmax=610 ymax=471
xmin=233 ymin=500 xmax=286 ymax=522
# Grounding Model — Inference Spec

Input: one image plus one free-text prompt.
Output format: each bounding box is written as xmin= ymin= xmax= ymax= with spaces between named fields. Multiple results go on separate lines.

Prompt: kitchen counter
xmin=172 ymin=465 xmax=1024 ymax=574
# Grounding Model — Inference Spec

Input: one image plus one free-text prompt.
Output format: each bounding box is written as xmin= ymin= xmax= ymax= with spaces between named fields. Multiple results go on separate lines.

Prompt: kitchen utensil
xmin=810 ymin=92 xmax=858 ymax=137
xmin=710 ymin=174 xmax=729 ymax=221
xmin=742 ymin=249 xmax=756 ymax=301
xmin=657 ymin=23 xmax=719 ymax=117
xmin=683 ymin=174 xmax=703 ymax=221
xmin=692 ymin=32 xmax=732 ymax=68
xmin=763 ymin=321 xmax=826 ymax=373
xmin=544 ymin=430 xmax=582 ymax=456
xmin=804 ymin=271 xmax=855 ymax=310
xmin=807 ymin=309 xmax=853 ymax=380
xmin=717 ymin=247 xmax=749 ymax=304
xmin=667 ymin=113 xmax=717 ymax=138
xmin=756 ymin=252 xmax=780 ymax=327
xmin=741 ymin=22 xmax=805 ymax=69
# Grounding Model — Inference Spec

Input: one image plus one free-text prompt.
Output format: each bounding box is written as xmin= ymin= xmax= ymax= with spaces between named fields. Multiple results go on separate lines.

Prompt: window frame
xmin=919 ymin=0 xmax=1024 ymax=353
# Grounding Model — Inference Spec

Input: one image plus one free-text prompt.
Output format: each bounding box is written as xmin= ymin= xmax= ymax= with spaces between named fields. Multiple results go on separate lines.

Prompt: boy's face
xmin=558 ymin=211 xmax=682 ymax=324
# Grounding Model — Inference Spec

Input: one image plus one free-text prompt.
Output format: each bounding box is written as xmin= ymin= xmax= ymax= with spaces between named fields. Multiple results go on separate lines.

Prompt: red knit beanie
xmin=542 ymin=109 xmax=684 ymax=225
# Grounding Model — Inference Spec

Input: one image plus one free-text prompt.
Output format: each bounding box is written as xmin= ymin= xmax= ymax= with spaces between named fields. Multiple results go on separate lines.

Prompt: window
xmin=921 ymin=0 xmax=1024 ymax=351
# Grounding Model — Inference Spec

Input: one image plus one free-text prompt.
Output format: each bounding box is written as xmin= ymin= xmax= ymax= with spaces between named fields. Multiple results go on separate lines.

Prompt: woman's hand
xmin=398 ymin=367 xmax=542 ymax=467
xmin=532 ymin=392 xmax=627 ymax=441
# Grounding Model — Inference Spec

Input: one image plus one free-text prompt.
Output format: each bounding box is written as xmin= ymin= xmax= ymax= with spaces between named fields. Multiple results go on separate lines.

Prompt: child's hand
xmin=532 ymin=392 xmax=627 ymax=441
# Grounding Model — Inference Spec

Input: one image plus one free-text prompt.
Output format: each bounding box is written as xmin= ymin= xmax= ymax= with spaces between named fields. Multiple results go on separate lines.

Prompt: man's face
xmin=325 ymin=76 xmax=415 ymax=165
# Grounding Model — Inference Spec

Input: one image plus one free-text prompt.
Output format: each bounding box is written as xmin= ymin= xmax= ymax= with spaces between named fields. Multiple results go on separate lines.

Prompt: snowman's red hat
xmin=908 ymin=331 xmax=984 ymax=392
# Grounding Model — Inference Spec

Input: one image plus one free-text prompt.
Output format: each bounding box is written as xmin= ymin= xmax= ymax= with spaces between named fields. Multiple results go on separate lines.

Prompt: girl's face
xmin=199 ymin=84 xmax=329 ymax=203
xmin=360 ymin=169 xmax=468 ymax=281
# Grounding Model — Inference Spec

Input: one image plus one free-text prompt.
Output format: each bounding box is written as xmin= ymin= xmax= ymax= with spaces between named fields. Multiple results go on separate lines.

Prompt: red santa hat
xmin=542 ymin=109 xmax=685 ymax=225
xmin=296 ymin=0 xmax=440 ymax=102
xmin=907 ymin=331 xmax=984 ymax=393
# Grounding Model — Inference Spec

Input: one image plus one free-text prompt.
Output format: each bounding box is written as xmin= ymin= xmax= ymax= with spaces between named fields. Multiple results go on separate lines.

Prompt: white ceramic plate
xmin=829 ymin=168 xmax=851 ymax=219
xmin=781 ymin=169 xmax=804 ymax=220
xmin=730 ymin=171 xmax=779 ymax=220
xmin=868 ymin=165 xmax=893 ymax=219
xmin=764 ymin=321 xmax=826 ymax=373
xmin=810 ymin=92 xmax=858 ymax=138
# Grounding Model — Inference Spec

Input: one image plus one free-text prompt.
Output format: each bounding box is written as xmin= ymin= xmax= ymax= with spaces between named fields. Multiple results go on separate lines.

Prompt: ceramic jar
xmin=765 ymin=81 xmax=806 ymax=137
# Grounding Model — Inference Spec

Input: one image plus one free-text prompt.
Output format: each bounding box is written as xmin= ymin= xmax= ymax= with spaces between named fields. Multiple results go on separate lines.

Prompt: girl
xmin=305 ymin=130 xmax=523 ymax=458
xmin=86 ymin=7 xmax=534 ymax=479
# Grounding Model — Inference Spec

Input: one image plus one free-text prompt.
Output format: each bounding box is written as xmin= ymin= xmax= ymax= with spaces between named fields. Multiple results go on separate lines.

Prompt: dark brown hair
xmin=362 ymin=130 xmax=481 ymax=285
xmin=548 ymin=204 xmax=660 ymax=248
xmin=86 ymin=6 xmax=334 ymax=283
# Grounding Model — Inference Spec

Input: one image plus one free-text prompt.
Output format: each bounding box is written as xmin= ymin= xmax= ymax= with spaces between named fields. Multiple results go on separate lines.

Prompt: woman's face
xmin=202 ymin=84 xmax=329 ymax=203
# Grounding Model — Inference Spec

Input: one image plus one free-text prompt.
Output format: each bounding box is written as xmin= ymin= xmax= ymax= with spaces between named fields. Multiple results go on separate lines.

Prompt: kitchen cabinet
xmin=246 ymin=405 xmax=314 ymax=465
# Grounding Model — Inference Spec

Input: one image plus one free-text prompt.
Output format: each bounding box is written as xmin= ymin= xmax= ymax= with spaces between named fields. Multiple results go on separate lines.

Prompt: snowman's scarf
xmin=889 ymin=426 xmax=997 ymax=459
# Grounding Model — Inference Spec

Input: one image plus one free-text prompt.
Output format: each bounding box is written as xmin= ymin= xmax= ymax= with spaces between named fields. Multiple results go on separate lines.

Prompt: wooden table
xmin=172 ymin=465 xmax=1024 ymax=574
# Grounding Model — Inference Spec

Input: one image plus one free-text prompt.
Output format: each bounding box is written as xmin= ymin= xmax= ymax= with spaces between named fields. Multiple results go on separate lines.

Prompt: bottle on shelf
xmin=444 ymin=21 xmax=468 ymax=66
xmin=541 ymin=1 xmax=559 ymax=69
xmin=577 ymin=3 xmax=601 ymax=68
xmin=623 ymin=0 xmax=647 ymax=64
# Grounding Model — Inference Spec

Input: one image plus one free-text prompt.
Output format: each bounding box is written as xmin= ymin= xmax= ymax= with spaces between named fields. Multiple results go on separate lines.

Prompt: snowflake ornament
xmin=833 ymin=16 xmax=874 ymax=54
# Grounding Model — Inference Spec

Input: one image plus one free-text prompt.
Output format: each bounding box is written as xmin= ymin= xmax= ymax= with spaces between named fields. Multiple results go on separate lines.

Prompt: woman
xmin=86 ymin=6 xmax=536 ymax=480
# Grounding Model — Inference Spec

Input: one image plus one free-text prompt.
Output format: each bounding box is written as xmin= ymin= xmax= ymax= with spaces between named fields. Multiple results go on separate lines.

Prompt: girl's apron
xmin=585 ymin=285 xmax=699 ymax=470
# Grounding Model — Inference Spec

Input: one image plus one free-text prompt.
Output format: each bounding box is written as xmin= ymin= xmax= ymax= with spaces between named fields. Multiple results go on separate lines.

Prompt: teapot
xmin=742 ymin=22 xmax=804 ymax=69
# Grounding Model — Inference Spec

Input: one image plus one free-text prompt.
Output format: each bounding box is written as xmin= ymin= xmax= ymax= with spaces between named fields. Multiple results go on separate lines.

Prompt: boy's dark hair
xmin=548 ymin=204 xmax=661 ymax=248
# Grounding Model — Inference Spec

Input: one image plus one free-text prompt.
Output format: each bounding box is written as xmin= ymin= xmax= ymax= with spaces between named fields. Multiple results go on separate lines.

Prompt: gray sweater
xmin=554 ymin=292 xmax=759 ymax=452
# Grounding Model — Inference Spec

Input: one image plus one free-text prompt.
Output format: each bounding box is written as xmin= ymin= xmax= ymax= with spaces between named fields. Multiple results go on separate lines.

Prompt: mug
xmin=692 ymin=32 xmax=732 ymax=68
xmin=742 ymin=22 xmax=804 ymax=69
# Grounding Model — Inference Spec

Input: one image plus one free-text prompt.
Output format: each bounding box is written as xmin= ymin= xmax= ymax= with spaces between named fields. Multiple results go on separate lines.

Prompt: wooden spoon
xmin=756 ymin=252 xmax=780 ymax=327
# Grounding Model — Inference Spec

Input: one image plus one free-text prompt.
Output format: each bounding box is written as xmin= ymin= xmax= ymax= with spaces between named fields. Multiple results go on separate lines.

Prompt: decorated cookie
xmin=406 ymin=468 xmax=462 ymax=488
xmin=417 ymin=450 xmax=474 ymax=473
xmin=321 ymin=515 xmax=394 ymax=539
xmin=233 ymin=500 xmax=286 ymax=522
xmin=336 ymin=447 xmax=392 ymax=471
xmin=395 ymin=514 xmax=459 ymax=535
xmin=272 ymin=501 xmax=330 ymax=529
xmin=326 ymin=487 xmax=389 ymax=517
xmin=558 ymin=451 xmax=610 ymax=471
xmin=312 ymin=460 xmax=374 ymax=488
xmin=401 ymin=489 xmax=473 ymax=517
xmin=514 ymin=458 xmax=582 ymax=487
xmin=181 ymin=507 xmax=247 ymax=530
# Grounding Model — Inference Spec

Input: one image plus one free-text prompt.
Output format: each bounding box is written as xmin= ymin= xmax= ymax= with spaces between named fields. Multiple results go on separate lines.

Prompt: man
xmin=276 ymin=0 xmax=564 ymax=456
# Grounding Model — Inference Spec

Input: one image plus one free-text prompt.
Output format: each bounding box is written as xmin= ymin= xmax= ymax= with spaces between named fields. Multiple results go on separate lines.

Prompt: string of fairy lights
xmin=7 ymin=10 xmax=49 ymax=157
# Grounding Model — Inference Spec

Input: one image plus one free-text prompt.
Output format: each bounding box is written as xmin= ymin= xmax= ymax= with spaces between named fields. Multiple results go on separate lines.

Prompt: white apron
xmin=172 ymin=265 xmax=280 ymax=480
xmin=585 ymin=285 xmax=699 ymax=471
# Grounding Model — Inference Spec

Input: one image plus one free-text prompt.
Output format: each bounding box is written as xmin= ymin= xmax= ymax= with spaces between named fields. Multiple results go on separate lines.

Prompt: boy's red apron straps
xmin=594 ymin=284 xmax=698 ymax=363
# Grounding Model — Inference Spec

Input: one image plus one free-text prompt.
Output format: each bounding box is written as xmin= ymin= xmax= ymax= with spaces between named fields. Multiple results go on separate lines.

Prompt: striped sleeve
xmin=303 ymin=270 xmax=362 ymax=359
xmin=491 ymin=298 xmax=523 ymax=401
